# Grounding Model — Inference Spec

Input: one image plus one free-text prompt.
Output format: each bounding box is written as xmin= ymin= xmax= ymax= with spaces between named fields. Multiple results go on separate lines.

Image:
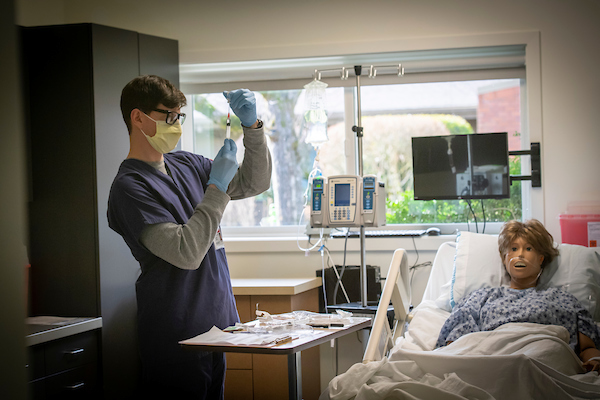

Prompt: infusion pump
xmin=310 ymin=175 xmax=386 ymax=228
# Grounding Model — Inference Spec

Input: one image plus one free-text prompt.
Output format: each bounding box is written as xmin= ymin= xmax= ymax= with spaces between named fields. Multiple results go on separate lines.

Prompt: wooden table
xmin=181 ymin=317 xmax=371 ymax=400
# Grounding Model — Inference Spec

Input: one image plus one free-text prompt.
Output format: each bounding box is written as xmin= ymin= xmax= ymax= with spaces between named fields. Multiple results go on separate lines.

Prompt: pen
xmin=309 ymin=323 xmax=345 ymax=328
xmin=274 ymin=335 xmax=293 ymax=345
xmin=261 ymin=335 xmax=293 ymax=346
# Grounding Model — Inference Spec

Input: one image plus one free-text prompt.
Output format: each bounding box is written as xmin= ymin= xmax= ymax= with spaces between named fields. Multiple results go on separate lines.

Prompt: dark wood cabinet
xmin=27 ymin=331 xmax=101 ymax=400
xmin=22 ymin=23 xmax=180 ymax=398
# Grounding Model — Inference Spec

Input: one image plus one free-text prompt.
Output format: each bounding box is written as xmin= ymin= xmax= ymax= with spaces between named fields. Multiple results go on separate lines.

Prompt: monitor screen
xmin=334 ymin=183 xmax=351 ymax=206
xmin=411 ymin=132 xmax=510 ymax=200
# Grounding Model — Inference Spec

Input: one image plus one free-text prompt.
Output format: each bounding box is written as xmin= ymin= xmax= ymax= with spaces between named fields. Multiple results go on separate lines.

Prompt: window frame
xmin=180 ymin=32 xmax=543 ymax=239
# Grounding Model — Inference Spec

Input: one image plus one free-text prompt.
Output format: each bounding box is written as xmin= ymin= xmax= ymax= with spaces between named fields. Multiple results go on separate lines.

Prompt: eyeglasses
xmin=153 ymin=109 xmax=186 ymax=125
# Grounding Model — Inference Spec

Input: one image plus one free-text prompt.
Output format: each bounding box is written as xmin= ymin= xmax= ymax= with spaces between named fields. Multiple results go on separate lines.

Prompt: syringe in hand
xmin=226 ymin=102 xmax=231 ymax=139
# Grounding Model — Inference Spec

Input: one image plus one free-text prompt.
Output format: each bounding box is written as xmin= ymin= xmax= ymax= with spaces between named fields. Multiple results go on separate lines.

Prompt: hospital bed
xmin=322 ymin=232 xmax=600 ymax=400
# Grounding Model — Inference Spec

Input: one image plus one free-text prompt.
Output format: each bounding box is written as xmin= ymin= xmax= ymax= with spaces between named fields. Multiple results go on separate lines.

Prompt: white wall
xmin=16 ymin=0 xmax=600 ymax=283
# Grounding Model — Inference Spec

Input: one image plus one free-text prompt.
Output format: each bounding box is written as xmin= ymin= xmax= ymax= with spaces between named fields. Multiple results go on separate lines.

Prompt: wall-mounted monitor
xmin=411 ymin=132 xmax=510 ymax=200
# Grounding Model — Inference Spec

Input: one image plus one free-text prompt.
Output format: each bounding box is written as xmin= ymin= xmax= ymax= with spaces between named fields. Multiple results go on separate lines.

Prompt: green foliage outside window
xmin=381 ymin=114 xmax=523 ymax=225
xmin=430 ymin=114 xmax=474 ymax=135
xmin=386 ymin=154 xmax=522 ymax=224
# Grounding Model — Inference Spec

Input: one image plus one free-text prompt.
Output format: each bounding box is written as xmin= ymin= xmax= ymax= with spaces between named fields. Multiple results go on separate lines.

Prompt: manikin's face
xmin=504 ymin=236 xmax=545 ymax=290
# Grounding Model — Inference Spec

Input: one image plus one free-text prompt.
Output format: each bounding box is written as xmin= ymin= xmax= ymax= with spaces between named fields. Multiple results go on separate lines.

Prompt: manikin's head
xmin=498 ymin=219 xmax=559 ymax=289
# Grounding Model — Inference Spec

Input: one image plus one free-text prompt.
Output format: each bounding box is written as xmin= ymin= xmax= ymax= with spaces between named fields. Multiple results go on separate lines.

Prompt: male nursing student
xmin=107 ymin=75 xmax=272 ymax=399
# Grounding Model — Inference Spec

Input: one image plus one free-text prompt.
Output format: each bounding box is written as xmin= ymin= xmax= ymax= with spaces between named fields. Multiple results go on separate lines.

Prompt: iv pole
xmin=312 ymin=63 xmax=404 ymax=308
xmin=352 ymin=65 xmax=369 ymax=307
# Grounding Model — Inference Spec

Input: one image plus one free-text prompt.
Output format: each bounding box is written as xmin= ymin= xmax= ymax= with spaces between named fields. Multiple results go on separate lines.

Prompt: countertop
xmin=230 ymin=277 xmax=322 ymax=296
xmin=26 ymin=316 xmax=102 ymax=346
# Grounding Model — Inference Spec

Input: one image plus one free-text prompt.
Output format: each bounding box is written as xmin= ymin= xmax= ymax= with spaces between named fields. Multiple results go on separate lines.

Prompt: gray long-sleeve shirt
xmin=139 ymin=124 xmax=271 ymax=269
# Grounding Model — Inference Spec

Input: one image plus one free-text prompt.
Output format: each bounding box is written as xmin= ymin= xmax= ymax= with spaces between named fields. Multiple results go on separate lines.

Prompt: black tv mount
xmin=509 ymin=142 xmax=541 ymax=187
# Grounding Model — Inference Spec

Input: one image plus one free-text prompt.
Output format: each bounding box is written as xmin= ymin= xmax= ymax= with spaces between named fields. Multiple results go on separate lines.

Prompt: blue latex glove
xmin=223 ymin=89 xmax=257 ymax=127
xmin=207 ymin=139 xmax=238 ymax=192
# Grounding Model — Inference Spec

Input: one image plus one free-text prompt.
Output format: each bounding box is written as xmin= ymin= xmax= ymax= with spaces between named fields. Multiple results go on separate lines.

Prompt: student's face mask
xmin=141 ymin=113 xmax=182 ymax=154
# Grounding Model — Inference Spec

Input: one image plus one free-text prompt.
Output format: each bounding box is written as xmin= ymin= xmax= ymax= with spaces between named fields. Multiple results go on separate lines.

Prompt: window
xmin=180 ymin=45 xmax=531 ymax=233
xmin=359 ymin=79 xmax=524 ymax=229
xmin=184 ymin=87 xmax=346 ymax=227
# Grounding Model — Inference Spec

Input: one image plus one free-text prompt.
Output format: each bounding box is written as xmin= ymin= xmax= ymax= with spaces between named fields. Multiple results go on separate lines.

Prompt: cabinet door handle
xmin=65 ymin=348 xmax=85 ymax=355
xmin=64 ymin=382 xmax=85 ymax=390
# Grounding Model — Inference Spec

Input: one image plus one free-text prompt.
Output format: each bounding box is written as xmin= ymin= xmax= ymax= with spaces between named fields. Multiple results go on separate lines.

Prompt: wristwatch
xmin=243 ymin=119 xmax=263 ymax=129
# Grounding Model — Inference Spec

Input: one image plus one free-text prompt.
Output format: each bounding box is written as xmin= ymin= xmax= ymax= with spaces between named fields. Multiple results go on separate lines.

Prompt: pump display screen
xmin=334 ymin=184 xmax=351 ymax=206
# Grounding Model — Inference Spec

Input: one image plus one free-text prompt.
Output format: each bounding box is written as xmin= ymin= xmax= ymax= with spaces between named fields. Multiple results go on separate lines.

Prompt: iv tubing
xmin=323 ymin=245 xmax=351 ymax=304
xmin=296 ymin=162 xmax=324 ymax=252
xmin=296 ymin=207 xmax=324 ymax=252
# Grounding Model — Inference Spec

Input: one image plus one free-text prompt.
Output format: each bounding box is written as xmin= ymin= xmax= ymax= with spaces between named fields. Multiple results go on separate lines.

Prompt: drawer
xmin=44 ymin=363 xmax=99 ymax=400
xmin=226 ymin=352 xmax=252 ymax=369
xmin=44 ymin=331 xmax=98 ymax=376
xmin=27 ymin=345 xmax=46 ymax=381
xmin=224 ymin=369 xmax=253 ymax=400
xmin=28 ymin=379 xmax=46 ymax=400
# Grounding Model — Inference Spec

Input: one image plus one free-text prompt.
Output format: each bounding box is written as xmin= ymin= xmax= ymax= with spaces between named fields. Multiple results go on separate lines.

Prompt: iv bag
xmin=303 ymin=79 xmax=329 ymax=147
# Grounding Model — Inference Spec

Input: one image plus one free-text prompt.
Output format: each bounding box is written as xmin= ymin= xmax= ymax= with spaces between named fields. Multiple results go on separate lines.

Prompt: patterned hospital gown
xmin=436 ymin=286 xmax=600 ymax=351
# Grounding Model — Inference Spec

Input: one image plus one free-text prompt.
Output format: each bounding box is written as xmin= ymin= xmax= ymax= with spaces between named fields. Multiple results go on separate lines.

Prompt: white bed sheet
xmin=325 ymin=323 xmax=600 ymax=400
xmin=394 ymin=299 xmax=449 ymax=352
xmin=322 ymin=240 xmax=600 ymax=400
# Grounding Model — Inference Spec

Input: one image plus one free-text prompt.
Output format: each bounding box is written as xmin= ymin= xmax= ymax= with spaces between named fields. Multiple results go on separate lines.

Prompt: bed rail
xmin=363 ymin=248 xmax=410 ymax=363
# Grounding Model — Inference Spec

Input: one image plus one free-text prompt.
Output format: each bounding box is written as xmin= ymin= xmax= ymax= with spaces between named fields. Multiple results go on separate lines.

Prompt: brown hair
xmin=498 ymin=219 xmax=559 ymax=268
xmin=120 ymin=75 xmax=187 ymax=133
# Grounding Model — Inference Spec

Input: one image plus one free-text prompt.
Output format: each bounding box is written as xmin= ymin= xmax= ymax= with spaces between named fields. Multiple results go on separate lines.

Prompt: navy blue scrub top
xmin=107 ymin=151 xmax=239 ymax=368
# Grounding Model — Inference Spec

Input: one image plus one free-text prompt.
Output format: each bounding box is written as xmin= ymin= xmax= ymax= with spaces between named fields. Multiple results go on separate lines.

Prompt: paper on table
xmin=180 ymin=326 xmax=298 ymax=347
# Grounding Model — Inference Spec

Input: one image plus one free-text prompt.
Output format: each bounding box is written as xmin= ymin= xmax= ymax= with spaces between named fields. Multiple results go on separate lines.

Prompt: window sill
xmin=223 ymin=234 xmax=457 ymax=254
xmin=220 ymin=222 xmax=503 ymax=254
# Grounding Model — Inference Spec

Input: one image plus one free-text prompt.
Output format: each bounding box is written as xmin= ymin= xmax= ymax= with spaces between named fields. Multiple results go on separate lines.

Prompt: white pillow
xmin=537 ymin=244 xmax=600 ymax=320
xmin=422 ymin=241 xmax=457 ymax=304
xmin=447 ymin=231 xmax=600 ymax=319
xmin=449 ymin=231 xmax=509 ymax=309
